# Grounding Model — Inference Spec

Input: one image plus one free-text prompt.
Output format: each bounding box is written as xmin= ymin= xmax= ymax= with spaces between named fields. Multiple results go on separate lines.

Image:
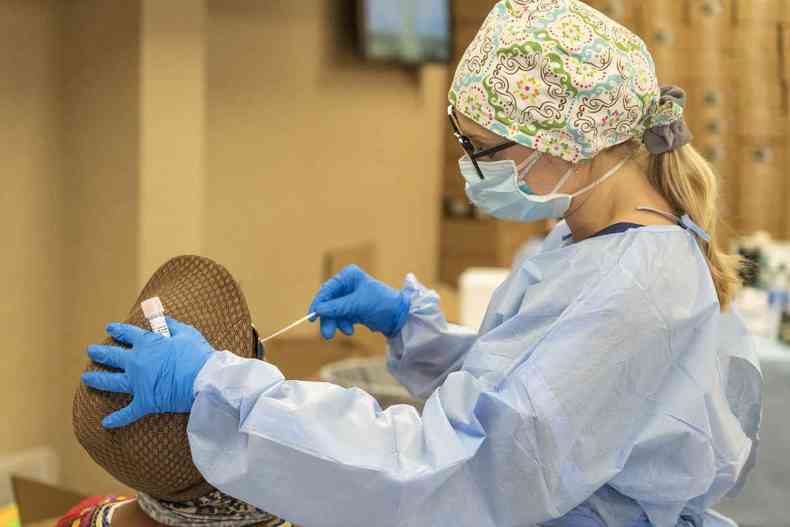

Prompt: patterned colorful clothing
xmin=56 ymin=495 xmax=294 ymax=527
xmin=56 ymin=496 xmax=131 ymax=527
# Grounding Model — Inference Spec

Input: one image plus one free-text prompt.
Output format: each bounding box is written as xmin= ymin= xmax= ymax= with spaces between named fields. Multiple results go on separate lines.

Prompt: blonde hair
xmin=644 ymin=143 xmax=741 ymax=310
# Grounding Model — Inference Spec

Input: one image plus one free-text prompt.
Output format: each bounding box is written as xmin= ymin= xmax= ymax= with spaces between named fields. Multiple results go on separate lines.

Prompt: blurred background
xmin=1 ymin=1 xmax=789 ymax=526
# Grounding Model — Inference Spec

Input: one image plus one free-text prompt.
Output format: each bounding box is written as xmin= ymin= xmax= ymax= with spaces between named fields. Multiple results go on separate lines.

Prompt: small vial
xmin=141 ymin=296 xmax=171 ymax=337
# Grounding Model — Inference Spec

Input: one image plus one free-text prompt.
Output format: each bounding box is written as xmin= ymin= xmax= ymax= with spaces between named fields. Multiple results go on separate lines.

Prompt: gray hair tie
xmin=642 ymin=85 xmax=693 ymax=155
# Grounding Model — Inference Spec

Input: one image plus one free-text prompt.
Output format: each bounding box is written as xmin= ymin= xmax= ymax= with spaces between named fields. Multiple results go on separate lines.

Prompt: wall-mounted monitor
xmin=358 ymin=0 xmax=452 ymax=64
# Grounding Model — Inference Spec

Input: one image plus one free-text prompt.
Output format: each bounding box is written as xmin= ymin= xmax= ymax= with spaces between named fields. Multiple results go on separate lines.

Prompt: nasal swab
xmin=142 ymin=295 xmax=313 ymax=345
xmin=260 ymin=313 xmax=316 ymax=344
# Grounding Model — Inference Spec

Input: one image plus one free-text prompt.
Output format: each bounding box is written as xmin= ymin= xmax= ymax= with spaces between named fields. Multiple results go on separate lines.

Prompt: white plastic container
xmin=735 ymin=287 xmax=776 ymax=339
xmin=459 ymin=268 xmax=510 ymax=330
xmin=141 ymin=296 xmax=171 ymax=337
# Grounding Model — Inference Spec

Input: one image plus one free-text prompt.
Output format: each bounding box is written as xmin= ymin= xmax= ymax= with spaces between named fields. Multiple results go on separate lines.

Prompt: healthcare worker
xmin=82 ymin=1 xmax=763 ymax=526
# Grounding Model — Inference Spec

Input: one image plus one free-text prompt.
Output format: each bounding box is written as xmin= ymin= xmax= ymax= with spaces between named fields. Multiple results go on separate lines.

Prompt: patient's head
xmin=73 ymin=256 xmax=265 ymax=518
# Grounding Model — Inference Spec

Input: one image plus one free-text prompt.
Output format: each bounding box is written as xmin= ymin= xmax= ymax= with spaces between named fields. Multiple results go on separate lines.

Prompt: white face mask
xmin=459 ymin=150 xmax=633 ymax=223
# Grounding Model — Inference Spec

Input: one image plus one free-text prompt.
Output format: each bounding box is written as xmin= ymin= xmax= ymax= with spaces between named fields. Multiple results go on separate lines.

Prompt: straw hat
xmin=73 ymin=255 xmax=262 ymax=501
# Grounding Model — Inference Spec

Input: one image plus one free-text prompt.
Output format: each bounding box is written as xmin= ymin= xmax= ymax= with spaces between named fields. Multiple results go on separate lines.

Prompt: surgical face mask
xmin=459 ymin=149 xmax=633 ymax=223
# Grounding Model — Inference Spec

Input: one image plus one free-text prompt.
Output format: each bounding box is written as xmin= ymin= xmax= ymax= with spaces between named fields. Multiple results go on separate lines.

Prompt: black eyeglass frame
xmin=447 ymin=104 xmax=517 ymax=180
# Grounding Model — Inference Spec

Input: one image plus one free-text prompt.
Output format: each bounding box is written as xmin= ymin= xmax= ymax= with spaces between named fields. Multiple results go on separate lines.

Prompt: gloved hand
xmin=309 ymin=265 xmax=411 ymax=340
xmin=81 ymin=317 xmax=214 ymax=429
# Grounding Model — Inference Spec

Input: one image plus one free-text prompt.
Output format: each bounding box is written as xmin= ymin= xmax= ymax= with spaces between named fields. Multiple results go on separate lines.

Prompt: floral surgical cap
xmin=449 ymin=0 xmax=668 ymax=163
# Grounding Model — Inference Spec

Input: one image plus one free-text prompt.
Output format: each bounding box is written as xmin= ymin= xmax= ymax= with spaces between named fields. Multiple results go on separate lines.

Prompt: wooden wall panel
xmin=733 ymin=0 xmax=787 ymax=23
xmin=737 ymin=79 xmax=787 ymax=137
xmin=737 ymin=24 xmax=783 ymax=73
xmin=732 ymin=8 xmax=788 ymax=236
xmin=737 ymin=137 xmax=787 ymax=235
xmin=688 ymin=0 xmax=733 ymax=28
xmin=781 ymin=23 xmax=790 ymax=82
xmin=583 ymin=0 xmax=641 ymax=28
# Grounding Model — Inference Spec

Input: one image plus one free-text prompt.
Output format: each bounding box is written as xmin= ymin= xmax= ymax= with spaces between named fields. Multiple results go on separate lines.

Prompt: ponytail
xmin=645 ymin=144 xmax=741 ymax=310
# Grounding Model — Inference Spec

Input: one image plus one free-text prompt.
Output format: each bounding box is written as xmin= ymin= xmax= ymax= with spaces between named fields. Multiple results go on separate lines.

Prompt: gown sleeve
xmin=187 ymin=262 xmax=702 ymax=527
xmin=386 ymin=273 xmax=478 ymax=398
xmin=386 ymin=221 xmax=573 ymax=399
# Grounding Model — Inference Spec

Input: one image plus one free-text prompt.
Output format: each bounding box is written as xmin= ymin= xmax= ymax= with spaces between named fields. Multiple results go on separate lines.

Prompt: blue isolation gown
xmin=187 ymin=222 xmax=762 ymax=527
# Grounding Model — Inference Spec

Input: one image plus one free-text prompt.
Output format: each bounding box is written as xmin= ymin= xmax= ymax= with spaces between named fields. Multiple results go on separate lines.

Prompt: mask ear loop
xmin=514 ymin=151 xmax=544 ymax=193
xmin=550 ymin=164 xmax=577 ymax=194
xmin=570 ymin=149 xmax=635 ymax=198
xmin=518 ymin=155 xmax=582 ymax=196
xmin=516 ymin=150 xmax=543 ymax=175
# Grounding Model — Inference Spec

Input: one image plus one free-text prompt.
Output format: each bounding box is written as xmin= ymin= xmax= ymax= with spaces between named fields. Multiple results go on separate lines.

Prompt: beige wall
xmin=0 ymin=0 xmax=63 ymax=459
xmin=139 ymin=0 xmax=206 ymax=283
xmin=57 ymin=0 xmax=141 ymax=494
xmin=204 ymin=0 xmax=446 ymax=334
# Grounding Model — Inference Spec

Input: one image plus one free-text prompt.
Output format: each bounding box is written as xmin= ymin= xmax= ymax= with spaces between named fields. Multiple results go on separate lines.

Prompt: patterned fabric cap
xmin=73 ymin=255 xmax=257 ymax=502
xmin=449 ymin=0 xmax=671 ymax=162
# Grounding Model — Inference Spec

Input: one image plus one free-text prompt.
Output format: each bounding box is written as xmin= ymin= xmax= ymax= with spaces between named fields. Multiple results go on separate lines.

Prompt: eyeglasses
xmin=447 ymin=104 xmax=517 ymax=180
xmin=251 ymin=325 xmax=265 ymax=360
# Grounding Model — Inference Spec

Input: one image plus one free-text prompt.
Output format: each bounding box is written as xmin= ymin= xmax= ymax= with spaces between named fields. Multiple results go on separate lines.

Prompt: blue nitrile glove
xmin=81 ymin=317 xmax=214 ymax=429
xmin=309 ymin=265 xmax=411 ymax=340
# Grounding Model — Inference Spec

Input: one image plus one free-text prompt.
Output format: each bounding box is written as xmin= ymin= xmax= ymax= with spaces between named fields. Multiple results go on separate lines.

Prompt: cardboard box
xmin=11 ymin=476 xmax=87 ymax=527
xmin=440 ymin=218 xmax=549 ymax=286
xmin=264 ymin=335 xmax=363 ymax=380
